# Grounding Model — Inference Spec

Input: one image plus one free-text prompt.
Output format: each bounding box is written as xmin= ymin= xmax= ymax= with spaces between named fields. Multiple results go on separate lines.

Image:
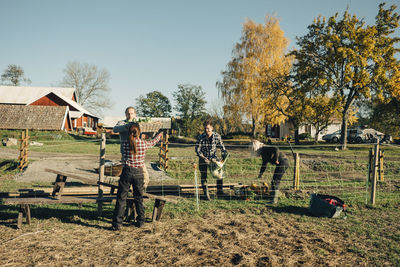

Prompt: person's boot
xmin=216 ymin=179 xmax=225 ymax=196
xmin=202 ymin=183 xmax=211 ymax=201
xmin=267 ymin=189 xmax=279 ymax=204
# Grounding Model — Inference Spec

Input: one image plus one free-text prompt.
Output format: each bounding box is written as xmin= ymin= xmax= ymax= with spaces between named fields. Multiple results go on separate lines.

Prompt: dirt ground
xmin=0 ymin=206 xmax=383 ymax=266
xmin=1 ymin=147 xmax=398 ymax=266
xmin=0 ymin=147 xmax=172 ymax=184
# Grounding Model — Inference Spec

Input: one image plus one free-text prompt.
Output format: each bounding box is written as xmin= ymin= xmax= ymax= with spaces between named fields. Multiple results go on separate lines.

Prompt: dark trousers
xmin=199 ymin=158 xmax=224 ymax=193
xmin=259 ymin=158 xmax=289 ymax=191
xmin=271 ymin=158 xmax=289 ymax=192
xmin=113 ymin=166 xmax=145 ymax=227
xmin=199 ymin=158 xmax=209 ymax=186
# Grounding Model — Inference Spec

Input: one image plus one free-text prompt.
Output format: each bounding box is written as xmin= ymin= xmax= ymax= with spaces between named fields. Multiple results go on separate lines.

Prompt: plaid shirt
xmin=122 ymin=133 xmax=162 ymax=168
xmin=195 ymin=132 xmax=227 ymax=161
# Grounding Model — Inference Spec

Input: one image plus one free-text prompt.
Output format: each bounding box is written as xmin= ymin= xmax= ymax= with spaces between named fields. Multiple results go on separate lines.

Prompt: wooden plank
xmin=3 ymin=196 xmax=104 ymax=205
xmin=98 ymin=181 xmax=178 ymax=204
xmin=178 ymin=183 xmax=239 ymax=189
xmin=1 ymin=183 xmax=239 ymax=198
xmin=45 ymin=169 xmax=96 ymax=185
xmin=1 ymin=187 xmax=112 ymax=198
xmin=143 ymin=193 xmax=178 ymax=204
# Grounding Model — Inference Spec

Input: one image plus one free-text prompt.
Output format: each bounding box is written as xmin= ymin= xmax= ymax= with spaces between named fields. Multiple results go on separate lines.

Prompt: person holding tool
xmin=195 ymin=119 xmax=228 ymax=200
xmin=250 ymin=139 xmax=289 ymax=204
xmin=113 ymin=106 xmax=150 ymax=189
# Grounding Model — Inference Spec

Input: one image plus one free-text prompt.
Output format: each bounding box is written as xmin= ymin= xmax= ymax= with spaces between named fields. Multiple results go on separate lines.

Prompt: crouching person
xmin=112 ymin=123 xmax=162 ymax=230
xmin=195 ymin=119 xmax=228 ymax=200
xmin=251 ymin=140 xmax=289 ymax=204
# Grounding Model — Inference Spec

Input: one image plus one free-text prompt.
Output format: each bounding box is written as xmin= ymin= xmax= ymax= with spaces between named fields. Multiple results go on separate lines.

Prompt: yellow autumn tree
xmin=291 ymin=3 xmax=400 ymax=149
xmin=304 ymin=95 xmax=359 ymax=143
xmin=217 ymin=15 xmax=292 ymax=138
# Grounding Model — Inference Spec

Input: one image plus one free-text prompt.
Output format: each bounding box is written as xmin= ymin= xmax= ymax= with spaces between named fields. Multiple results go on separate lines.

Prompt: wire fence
xmin=4 ymin=130 xmax=400 ymax=207
xmin=147 ymin=142 xmax=400 ymax=206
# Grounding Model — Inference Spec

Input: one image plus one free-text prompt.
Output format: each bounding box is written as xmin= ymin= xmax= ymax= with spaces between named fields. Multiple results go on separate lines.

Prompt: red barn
xmin=0 ymin=105 xmax=72 ymax=131
xmin=0 ymin=86 xmax=99 ymax=133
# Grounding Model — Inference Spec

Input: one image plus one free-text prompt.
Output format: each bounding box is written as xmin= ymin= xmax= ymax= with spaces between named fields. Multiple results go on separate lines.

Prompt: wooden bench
xmin=2 ymin=170 xmax=106 ymax=228
xmin=2 ymin=196 xmax=113 ymax=229
xmin=1 ymin=170 xmax=178 ymax=228
xmin=97 ymin=181 xmax=178 ymax=222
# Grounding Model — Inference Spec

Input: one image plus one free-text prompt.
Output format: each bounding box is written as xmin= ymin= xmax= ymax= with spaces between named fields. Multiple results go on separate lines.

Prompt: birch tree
xmin=218 ymin=15 xmax=292 ymax=138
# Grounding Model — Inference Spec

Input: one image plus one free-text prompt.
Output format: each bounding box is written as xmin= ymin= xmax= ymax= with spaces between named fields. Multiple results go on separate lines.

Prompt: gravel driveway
xmin=0 ymin=147 xmax=172 ymax=184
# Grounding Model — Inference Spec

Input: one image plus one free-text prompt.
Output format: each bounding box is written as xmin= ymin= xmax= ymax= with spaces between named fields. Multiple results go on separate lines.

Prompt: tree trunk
xmin=251 ymin=118 xmax=256 ymax=139
xmin=294 ymin=129 xmax=299 ymax=145
xmin=314 ymin=132 xmax=319 ymax=144
xmin=340 ymin=89 xmax=357 ymax=150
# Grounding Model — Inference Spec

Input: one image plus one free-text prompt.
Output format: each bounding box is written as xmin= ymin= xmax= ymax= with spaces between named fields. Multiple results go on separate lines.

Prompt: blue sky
xmin=1 ymin=0 xmax=398 ymax=117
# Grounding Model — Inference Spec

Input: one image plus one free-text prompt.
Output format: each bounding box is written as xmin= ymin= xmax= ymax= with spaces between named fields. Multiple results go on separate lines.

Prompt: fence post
xmin=378 ymin=149 xmax=384 ymax=182
xmin=194 ymin=163 xmax=199 ymax=211
xmin=293 ymin=153 xmax=300 ymax=190
xmin=18 ymin=129 xmax=29 ymax=170
xmin=370 ymin=142 xmax=379 ymax=205
xmin=158 ymin=130 xmax=169 ymax=171
xmin=164 ymin=131 xmax=169 ymax=170
xmin=98 ymin=133 xmax=106 ymax=216
xmin=366 ymin=148 xmax=372 ymax=204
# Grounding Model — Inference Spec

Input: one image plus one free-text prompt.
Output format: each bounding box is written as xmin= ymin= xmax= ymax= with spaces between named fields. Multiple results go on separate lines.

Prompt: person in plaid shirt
xmin=113 ymin=106 xmax=151 ymax=189
xmin=195 ymin=119 xmax=227 ymax=200
xmin=112 ymin=123 xmax=162 ymax=230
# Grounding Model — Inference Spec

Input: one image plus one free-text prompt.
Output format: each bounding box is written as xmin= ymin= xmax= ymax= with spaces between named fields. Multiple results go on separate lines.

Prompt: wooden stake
xmin=158 ymin=130 xmax=169 ymax=171
xmin=293 ymin=153 xmax=300 ymax=190
xmin=18 ymin=129 xmax=29 ymax=170
xmin=98 ymin=133 xmax=106 ymax=216
xmin=370 ymin=143 xmax=379 ymax=205
xmin=378 ymin=149 xmax=384 ymax=182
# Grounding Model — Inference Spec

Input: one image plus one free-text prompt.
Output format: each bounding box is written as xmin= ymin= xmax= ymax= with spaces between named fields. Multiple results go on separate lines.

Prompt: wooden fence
xmin=18 ymin=129 xmax=29 ymax=170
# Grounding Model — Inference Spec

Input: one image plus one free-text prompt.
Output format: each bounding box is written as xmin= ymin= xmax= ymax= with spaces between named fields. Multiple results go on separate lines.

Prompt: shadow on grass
xmin=271 ymin=205 xmax=311 ymax=216
xmin=0 ymin=203 xmax=115 ymax=230
xmin=0 ymin=160 xmax=19 ymax=172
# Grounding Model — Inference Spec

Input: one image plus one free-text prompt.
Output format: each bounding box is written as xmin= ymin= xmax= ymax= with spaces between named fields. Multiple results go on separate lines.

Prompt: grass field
xmin=1 ymin=137 xmax=400 ymax=265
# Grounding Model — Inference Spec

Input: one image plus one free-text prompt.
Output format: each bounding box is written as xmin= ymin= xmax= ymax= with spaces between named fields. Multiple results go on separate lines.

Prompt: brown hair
xmin=129 ymin=123 xmax=141 ymax=155
xmin=203 ymin=119 xmax=213 ymax=128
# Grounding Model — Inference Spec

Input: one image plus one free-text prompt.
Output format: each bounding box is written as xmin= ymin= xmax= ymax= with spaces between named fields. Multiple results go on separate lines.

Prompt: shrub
xmin=299 ymin=132 xmax=312 ymax=140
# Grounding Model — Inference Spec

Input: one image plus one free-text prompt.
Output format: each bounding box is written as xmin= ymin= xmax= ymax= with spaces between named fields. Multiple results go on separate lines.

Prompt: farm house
xmin=0 ymin=104 xmax=72 ymax=131
xmin=0 ymin=86 xmax=98 ymax=133
xmin=265 ymin=119 xmax=341 ymax=140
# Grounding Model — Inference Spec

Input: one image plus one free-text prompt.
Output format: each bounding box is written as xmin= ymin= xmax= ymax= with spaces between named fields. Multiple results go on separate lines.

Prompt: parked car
xmin=322 ymin=130 xmax=342 ymax=143
xmin=323 ymin=128 xmax=392 ymax=144
xmin=347 ymin=129 xmax=365 ymax=143
xmin=348 ymin=128 xmax=392 ymax=144
xmin=355 ymin=128 xmax=392 ymax=144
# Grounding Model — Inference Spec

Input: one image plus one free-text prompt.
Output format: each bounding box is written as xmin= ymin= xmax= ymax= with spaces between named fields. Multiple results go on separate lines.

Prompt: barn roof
xmin=0 ymin=86 xmax=75 ymax=104
xmin=102 ymin=116 xmax=171 ymax=129
xmin=102 ymin=116 xmax=124 ymax=128
xmin=32 ymin=91 xmax=98 ymax=118
xmin=0 ymin=105 xmax=71 ymax=131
